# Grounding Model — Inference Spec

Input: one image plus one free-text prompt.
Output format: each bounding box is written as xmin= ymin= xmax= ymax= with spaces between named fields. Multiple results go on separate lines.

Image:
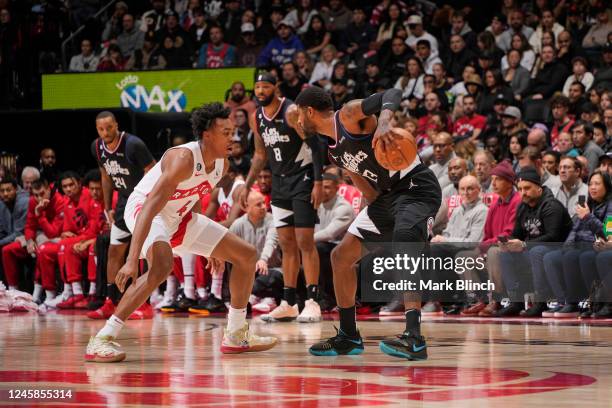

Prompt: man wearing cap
xmin=496 ymin=167 xmax=572 ymax=317
xmin=117 ymin=13 xmax=145 ymax=58
xmin=406 ymin=15 xmax=439 ymax=54
xmin=500 ymin=106 xmax=528 ymax=141
xmin=485 ymin=94 xmax=509 ymax=133
xmin=239 ymin=73 xmax=324 ymax=323
xmin=599 ymin=152 xmax=612 ymax=177
xmin=236 ymin=23 xmax=263 ymax=67
xmin=462 ymin=160 xmax=522 ymax=316
xmin=257 ymin=18 xmax=304 ymax=68
xmin=550 ymin=95 xmax=575 ymax=149
xmin=196 ymin=25 xmax=235 ymax=68
xmin=572 ymin=120 xmax=605 ymax=174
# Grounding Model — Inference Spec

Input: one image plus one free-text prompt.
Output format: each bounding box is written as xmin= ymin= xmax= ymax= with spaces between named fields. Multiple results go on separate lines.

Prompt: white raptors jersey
xmin=133 ymin=141 xmax=224 ymax=228
xmin=218 ymin=177 xmax=245 ymax=220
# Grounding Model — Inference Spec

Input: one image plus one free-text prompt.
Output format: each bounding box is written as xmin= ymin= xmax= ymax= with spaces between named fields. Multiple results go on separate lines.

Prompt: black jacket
xmin=512 ymin=187 xmax=573 ymax=242
xmin=523 ymin=60 xmax=569 ymax=99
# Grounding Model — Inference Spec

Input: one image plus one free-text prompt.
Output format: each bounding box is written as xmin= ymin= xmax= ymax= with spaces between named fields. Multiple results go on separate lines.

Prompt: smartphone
xmin=498 ymin=235 xmax=509 ymax=243
xmin=578 ymin=195 xmax=586 ymax=206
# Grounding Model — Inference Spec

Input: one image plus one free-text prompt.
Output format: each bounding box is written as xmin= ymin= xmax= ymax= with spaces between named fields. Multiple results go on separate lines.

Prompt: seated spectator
xmin=39 ymin=148 xmax=57 ymax=185
xmin=302 ymin=15 xmax=331 ymax=58
xmin=279 ymin=62 xmax=307 ymax=101
xmin=417 ymin=93 xmax=447 ymax=151
xmin=320 ymin=0 xmax=351 ymax=36
xmin=69 ymin=39 xmax=99 ymax=72
xmin=125 ymin=33 xmax=166 ymax=70
xmin=314 ymin=173 xmax=354 ymax=311
xmin=394 ymin=57 xmax=425 ymax=110
xmin=0 ymin=178 xmax=28 ymax=258
xmin=196 ymin=25 xmax=235 ymax=68
xmin=204 ymin=163 xmax=245 ymax=228
xmin=480 ymin=69 xmax=513 ymax=115
xmin=416 ymin=39 xmax=441 ymax=75
xmin=593 ymin=43 xmax=612 ymax=90
xmin=473 ymin=149 xmax=495 ymax=193
xmin=501 ymin=32 xmax=536 ymax=73
xmin=117 ymin=13 xmax=145 ymax=59
xmin=485 ymin=133 xmax=503 ymax=163
xmin=496 ymin=167 xmax=572 ymax=317
xmin=449 ymin=65 xmax=477 ymax=99
xmin=502 ymin=49 xmax=530 ymax=99
xmin=284 ymin=0 xmax=319 ymax=35
xmin=522 ymin=44 xmax=569 ymax=101
xmin=453 ymin=94 xmax=486 ymax=143
xmin=464 ymin=161 xmax=521 ymax=316
xmin=486 ymin=13 xmax=507 ymax=44
xmin=340 ymin=6 xmax=376 ymax=61
xmin=102 ymin=1 xmax=128 ymax=41
xmin=252 ymin=167 xmax=272 ymax=211
xmin=140 ymin=0 xmax=167 ymax=36
xmin=57 ymin=170 xmax=107 ymax=309
xmin=557 ymin=131 xmax=579 ymax=158
xmin=554 ymin=156 xmax=589 ymax=220
xmin=308 ymin=44 xmax=338 ymax=87
xmin=500 ymin=106 xmax=528 ymax=143
xmin=158 ymin=34 xmax=192 ymax=68
xmin=224 ymin=81 xmax=256 ymax=118
xmin=593 ymin=122 xmax=610 ymax=152
xmin=405 ymin=14 xmax=438 ymax=55
xmin=497 ymin=9 xmax=534 ymax=52
xmin=188 ymin=7 xmax=210 ymax=53
xmin=216 ymin=0 xmax=242 ymax=45
xmin=443 ymin=10 xmax=477 ymax=51
xmin=550 ymin=95 xmax=575 ymax=149
xmin=572 ymin=120 xmax=605 ymax=174
xmin=527 ymin=123 xmax=548 ymax=151
xmin=97 ymin=44 xmax=126 ymax=72
xmin=485 ymin=93 xmax=509 ymax=133
xmin=257 ymin=19 xmax=304 ymax=68
xmin=429 ymin=132 xmax=455 ymax=190
xmin=446 ymin=34 xmax=477 ymax=81
xmin=506 ymin=133 xmax=527 ymax=173
xmin=582 ymin=7 xmax=611 ymax=50
xmin=381 ymin=36 xmax=413 ymax=86
xmin=541 ymin=150 xmax=560 ymax=178
xmin=568 ymin=81 xmax=587 ymax=116
xmin=432 ymin=157 xmax=470 ymax=235
xmin=519 ymin=145 xmax=561 ymax=190
xmin=330 ymin=77 xmax=352 ymax=110
xmin=476 ymin=31 xmax=504 ymax=68
xmin=2 ymin=179 xmax=61 ymax=300
xmin=528 ymin=9 xmax=564 ymax=55
xmin=20 ymin=167 xmax=40 ymax=193
xmin=577 ymin=156 xmax=591 ymax=182
xmin=235 ymin=23 xmax=263 ymax=67
xmin=228 ymin=136 xmax=251 ymax=178
xmin=563 ymin=57 xmax=594 ymax=97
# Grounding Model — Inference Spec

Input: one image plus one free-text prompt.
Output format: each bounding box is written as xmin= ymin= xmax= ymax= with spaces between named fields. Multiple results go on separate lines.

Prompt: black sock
xmin=306 ymin=284 xmax=318 ymax=300
xmin=107 ymin=283 xmax=122 ymax=306
xmin=405 ymin=309 xmax=421 ymax=335
xmin=283 ymin=287 xmax=296 ymax=306
xmin=339 ymin=306 xmax=357 ymax=337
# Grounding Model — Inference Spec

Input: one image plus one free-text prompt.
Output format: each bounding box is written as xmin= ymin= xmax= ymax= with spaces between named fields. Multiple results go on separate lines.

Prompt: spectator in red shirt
xmin=452 ymin=94 xmax=487 ymax=143
xmin=58 ymin=170 xmax=107 ymax=309
xmin=40 ymin=172 xmax=92 ymax=308
xmin=2 ymin=179 xmax=64 ymax=302
xmin=550 ymin=95 xmax=575 ymax=150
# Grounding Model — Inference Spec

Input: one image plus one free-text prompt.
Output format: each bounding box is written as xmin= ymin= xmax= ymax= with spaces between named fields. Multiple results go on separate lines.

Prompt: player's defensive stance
xmin=295 ymin=86 xmax=441 ymax=360
xmin=85 ymin=103 xmax=277 ymax=362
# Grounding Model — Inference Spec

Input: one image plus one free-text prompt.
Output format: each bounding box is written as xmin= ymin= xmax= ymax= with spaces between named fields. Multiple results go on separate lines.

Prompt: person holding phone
xmin=542 ymin=170 xmax=612 ymax=318
xmin=553 ymin=156 xmax=589 ymax=220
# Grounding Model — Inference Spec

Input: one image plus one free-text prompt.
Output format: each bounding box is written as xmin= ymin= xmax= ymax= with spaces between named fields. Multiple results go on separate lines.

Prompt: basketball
xmin=373 ymin=127 xmax=418 ymax=171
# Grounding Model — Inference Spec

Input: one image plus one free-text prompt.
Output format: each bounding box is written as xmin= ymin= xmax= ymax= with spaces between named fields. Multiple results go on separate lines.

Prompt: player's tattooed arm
xmin=116 ymin=148 xmax=193 ymax=292
xmin=362 ymin=88 xmax=403 ymax=152
xmin=240 ymin=111 xmax=267 ymax=208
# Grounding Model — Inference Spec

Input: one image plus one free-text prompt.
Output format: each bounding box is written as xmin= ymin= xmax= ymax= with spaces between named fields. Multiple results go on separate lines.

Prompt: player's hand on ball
xmin=311 ymin=182 xmax=322 ymax=209
xmin=373 ymin=121 xmax=398 ymax=152
xmin=256 ymin=259 xmax=268 ymax=275
xmin=116 ymin=261 xmax=139 ymax=293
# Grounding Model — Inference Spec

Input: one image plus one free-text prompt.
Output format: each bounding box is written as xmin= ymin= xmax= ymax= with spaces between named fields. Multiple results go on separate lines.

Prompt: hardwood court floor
xmin=0 ymin=311 xmax=611 ymax=407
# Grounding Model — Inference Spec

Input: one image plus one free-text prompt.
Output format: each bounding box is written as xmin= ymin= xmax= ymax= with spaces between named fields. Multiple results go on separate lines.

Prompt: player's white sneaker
xmin=252 ymin=297 xmax=277 ymax=313
xmin=260 ymin=300 xmax=298 ymax=322
xmin=297 ymin=299 xmax=322 ymax=323
xmin=220 ymin=323 xmax=277 ymax=354
xmin=155 ymin=293 xmax=175 ymax=310
xmin=84 ymin=336 xmax=126 ymax=363
xmin=44 ymin=291 xmax=70 ymax=309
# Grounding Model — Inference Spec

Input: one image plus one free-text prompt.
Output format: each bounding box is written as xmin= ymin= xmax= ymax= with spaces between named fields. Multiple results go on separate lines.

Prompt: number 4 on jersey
xmin=177 ymin=200 xmax=192 ymax=217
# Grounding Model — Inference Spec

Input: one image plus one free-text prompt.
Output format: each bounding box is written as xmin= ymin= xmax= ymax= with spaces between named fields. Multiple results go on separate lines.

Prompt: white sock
xmin=181 ymin=255 xmax=196 ymax=299
xmin=63 ymin=285 xmax=73 ymax=298
xmin=184 ymin=276 xmax=195 ymax=299
xmin=45 ymin=290 xmax=56 ymax=300
xmin=33 ymin=283 xmax=43 ymax=300
xmin=212 ymin=276 xmax=223 ymax=299
xmin=8 ymin=285 xmax=17 ymax=291
xmin=89 ymin=282 xmax=97 ymax=295
xmin=227 ymin=306 xmax=247 ymax=333
xmin=197 ymin=287 xmax=208 ymax=300
xmin=96 ymin=315 xmax=125 ymax=339
xmin=151 ymin=287 xmax=160 ymax=298
xmin=72 ymin=282 xmax=83 ymax=295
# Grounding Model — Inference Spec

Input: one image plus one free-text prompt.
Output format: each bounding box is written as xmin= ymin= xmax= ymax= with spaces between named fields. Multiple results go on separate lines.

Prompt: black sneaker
xmin=495 ymin=302 xmax=523 ymax=317
xmin=87 ymin=297 xmax=105 ymax=310
xmin=593 ymin=304 xmax=612 ymax=319
xmin=379 ymin=331 xmax=427 ymax=360
xmin=443 ymin=304 xmax=463 ymax=315
xmin=160 ymin=291 xmax=196 ymax=313
xmin=520 ymin=302 xmax=547 ymax=317
xmin=204 ymin=295 xmax=228 ymax=313
xmin=554 ymin=303 xmax=580 ymax=318
xmin=309 ymin=327 xmax=364 ymax=356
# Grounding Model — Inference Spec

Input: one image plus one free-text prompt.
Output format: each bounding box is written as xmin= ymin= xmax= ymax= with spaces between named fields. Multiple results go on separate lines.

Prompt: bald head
xmin=458 ymin=175 xmax=481 ymax=204
xmin=432 ymin=132 xmax=454 ymax=163
xmin=246 ymin=189 xmax=267 ymax=223
xmin=527 ymin=128 xmax=547 ymax=151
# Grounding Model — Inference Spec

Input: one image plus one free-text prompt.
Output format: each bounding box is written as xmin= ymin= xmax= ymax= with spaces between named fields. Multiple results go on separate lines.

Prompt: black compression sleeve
xmin=305 ymin=135 xmax=325 ymax=181
xmin=361 ymin=88 xmax=402 ymax=116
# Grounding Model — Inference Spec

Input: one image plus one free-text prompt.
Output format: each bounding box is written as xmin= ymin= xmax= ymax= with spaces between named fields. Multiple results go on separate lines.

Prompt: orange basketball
xmin=373 ymin=127 xmax=418 ymax=171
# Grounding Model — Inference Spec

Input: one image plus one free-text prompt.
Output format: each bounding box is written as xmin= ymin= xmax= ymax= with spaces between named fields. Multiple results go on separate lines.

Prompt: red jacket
xmin=24 ymin=192 xmax=65 ymax=241
xmin=74 ymin=198 xmax=106 ymax=241
xmin=479 ymin=190 xmax=522 ymax=253
xmin=62 ymin=188 xmax=92 ymax=237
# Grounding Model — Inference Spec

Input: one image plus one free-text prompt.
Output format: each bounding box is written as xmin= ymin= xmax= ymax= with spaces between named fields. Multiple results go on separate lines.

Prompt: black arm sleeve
xmin=305 ymin=135 xmax=326 ymax=181
xmin=361 ymin=88 xmax=402 ymax=116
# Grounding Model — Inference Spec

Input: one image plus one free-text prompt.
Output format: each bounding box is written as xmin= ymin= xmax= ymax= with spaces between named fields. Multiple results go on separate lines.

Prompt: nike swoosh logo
xmin=412 ymin=344 xmax=426 ymax=352
xmin=347 ymin=338 xmax=363 ymax=345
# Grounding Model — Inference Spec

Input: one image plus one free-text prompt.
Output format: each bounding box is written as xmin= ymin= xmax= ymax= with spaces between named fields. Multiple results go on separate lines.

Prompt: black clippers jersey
xmin=327 ymin=111 xmax=425 ymax=192
xmin=93 ymin=132 xmax=147 ymax=197
xmin=256 ymin=98 xmax=312 ymax=176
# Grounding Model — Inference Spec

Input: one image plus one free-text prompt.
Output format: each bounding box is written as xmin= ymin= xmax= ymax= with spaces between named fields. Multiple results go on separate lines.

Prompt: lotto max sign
xmin=42 ymin=67 xmax=255 ymax=112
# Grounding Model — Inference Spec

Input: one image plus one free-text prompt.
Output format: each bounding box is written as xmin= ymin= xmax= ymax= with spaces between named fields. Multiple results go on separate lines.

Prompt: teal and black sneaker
xmin=379 ymin=332 xmax=428 ymax=360
xmin=309 ymin=327 xmax=364 ymax=356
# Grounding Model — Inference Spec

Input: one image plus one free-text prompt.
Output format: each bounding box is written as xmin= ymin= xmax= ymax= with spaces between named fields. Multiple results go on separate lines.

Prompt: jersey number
xmin=273 ymin=147 xmax=282 ymax=161
xmin=177 ymin=200 xmax=192 ymax=217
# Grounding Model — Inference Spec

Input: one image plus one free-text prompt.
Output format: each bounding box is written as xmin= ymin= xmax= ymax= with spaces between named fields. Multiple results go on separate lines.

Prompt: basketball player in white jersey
xmin=85 ymin=103 xmax=277 ymax=362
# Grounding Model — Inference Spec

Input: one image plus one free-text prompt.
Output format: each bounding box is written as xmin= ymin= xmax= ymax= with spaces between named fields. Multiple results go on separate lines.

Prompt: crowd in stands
xmin=1 ymin=0 xmax=612 ymax=319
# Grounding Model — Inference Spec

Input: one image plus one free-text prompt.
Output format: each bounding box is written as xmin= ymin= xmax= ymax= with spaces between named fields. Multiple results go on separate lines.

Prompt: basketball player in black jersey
xmin=239 ymin=73 xmax=325 ymax=323
xmin=90 ymin=111 xmax=156 ymax=319
xmin=295 ymin=86 xmax=442 ymax=360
